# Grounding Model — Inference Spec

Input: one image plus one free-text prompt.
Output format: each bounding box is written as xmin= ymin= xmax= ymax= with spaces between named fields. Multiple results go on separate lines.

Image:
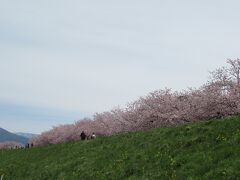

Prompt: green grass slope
xmin=1 ymin=116 xmax=240 ymax=179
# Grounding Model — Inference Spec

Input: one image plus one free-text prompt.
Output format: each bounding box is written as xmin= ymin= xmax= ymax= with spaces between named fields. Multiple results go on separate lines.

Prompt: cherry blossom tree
xmin=31 ymin=59 xmax=240 ymax=146
xmin=0 ymin=141 xmax=22 ymax=150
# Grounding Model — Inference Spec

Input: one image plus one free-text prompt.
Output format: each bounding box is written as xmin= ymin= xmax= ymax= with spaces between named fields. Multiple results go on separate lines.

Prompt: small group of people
xmin=25 ymin=143 xmax=34 ymax=149
xmin=80 ymin=131 xmax=96 ymax=140
xmin=11 ymin=143 xmax=34 ymax=150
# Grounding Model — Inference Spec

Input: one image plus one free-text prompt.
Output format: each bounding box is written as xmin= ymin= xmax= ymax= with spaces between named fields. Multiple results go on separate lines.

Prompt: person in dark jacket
xmin=80 ymin=131 xmax=86 ymax=140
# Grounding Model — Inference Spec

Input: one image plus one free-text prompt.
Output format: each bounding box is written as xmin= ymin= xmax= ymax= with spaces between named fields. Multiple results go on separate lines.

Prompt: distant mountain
xmin=0 ymin=128 xmax=29 ymax=144
xmin=15 ymin=132 xmax=38 ymax=139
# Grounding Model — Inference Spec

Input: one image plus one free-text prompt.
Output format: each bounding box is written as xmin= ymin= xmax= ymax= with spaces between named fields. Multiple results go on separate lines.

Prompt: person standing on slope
xmin=91 ymin=132 xmax=96 ymax=139
xmin=80 ymin=131 xmax=87 ymax=140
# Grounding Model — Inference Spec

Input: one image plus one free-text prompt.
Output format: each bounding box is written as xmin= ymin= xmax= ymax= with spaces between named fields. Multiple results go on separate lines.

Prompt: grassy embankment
xmin=1 ymin=116 xmax=240 ymax=179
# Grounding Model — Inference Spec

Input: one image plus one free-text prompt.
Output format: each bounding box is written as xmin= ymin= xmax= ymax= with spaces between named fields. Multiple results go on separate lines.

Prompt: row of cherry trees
xmin=0 ymin=141 xmax=22 ymax=150
xmin=30 ymin=59 xmax=240 ymax=146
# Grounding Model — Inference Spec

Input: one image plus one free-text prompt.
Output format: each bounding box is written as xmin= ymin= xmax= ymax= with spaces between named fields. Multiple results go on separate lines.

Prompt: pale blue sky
xmin=1 ymin=0 xmax=240 ymax=133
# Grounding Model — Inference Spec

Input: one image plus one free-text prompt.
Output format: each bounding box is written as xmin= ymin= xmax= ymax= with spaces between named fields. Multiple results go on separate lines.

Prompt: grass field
xmin=1 ymin=116 xmax=240 ymax=179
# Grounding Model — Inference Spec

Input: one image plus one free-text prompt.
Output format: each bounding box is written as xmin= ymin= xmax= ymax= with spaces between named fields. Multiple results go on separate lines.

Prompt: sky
xmin=1 ymin=0 xmax=240 ymax=134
